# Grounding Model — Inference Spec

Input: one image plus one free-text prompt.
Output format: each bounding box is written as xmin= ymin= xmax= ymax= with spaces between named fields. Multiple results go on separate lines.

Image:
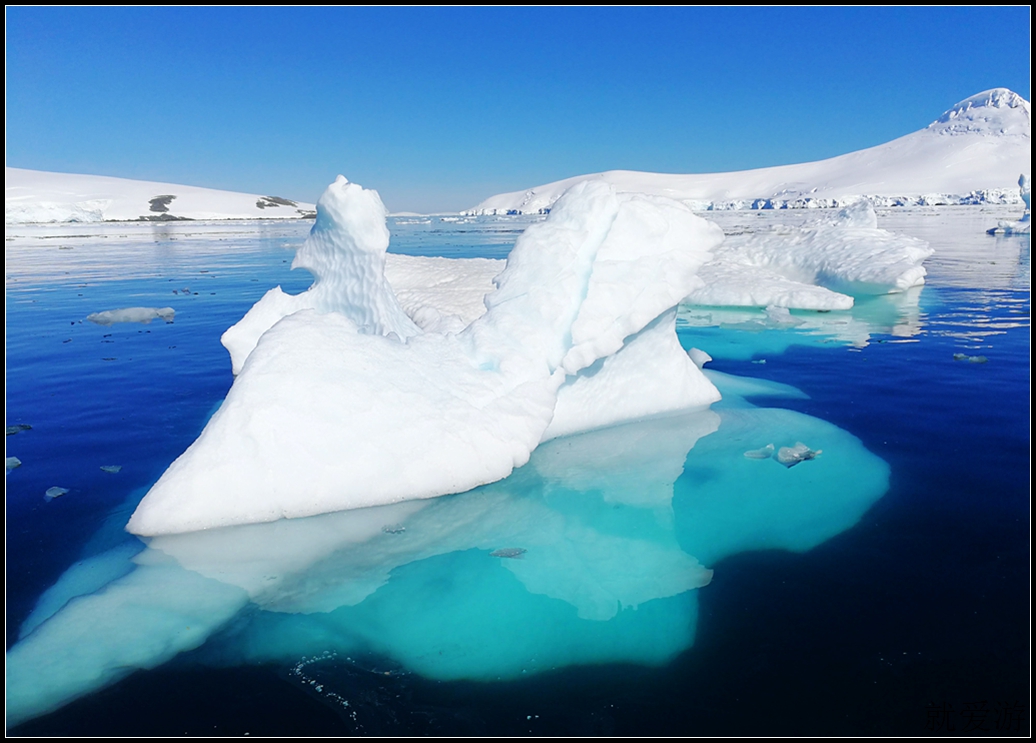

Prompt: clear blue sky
xmin=6 ymin=7 xmax=1031 ymax=213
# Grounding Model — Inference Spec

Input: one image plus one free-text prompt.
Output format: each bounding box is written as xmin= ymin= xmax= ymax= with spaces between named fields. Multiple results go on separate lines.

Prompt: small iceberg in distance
xmin=987 ymin=174 xmax=1031 ymax=235
xmin=128 ymin=176 xmax=725 ymax=535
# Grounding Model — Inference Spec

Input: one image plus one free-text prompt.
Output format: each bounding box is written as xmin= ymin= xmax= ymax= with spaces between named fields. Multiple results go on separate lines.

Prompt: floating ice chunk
xmin=775 ymin=442 xmax=822 ymax=468
xmin=381 ymin=524 xmax=406 ymax=534
xmin=987 ymin=173 xmax=1030 ymax=235
xmin=86 ymin=307 xmax=175 ymax=326
xmin=100 ymin=465 xmax=122 ymax=473
xmin=744 ymin=444 xmax=775 ymax=459
xmin=6 ymin=456 xmax=21 ymax=472
xmin=687 ymin=347 xmax=712 ymax=369
xmin=689 ymin=260 xmax=856 ymax=311
xmin=686 ymin=200 xmax=933 ymax=309
xmin=7 ymin=423 xmax=32 ymax=435
xmin=129 ymin=178 xmax=724 ymax=535
xmin=45 ymin=486 xmax=69 ymax=499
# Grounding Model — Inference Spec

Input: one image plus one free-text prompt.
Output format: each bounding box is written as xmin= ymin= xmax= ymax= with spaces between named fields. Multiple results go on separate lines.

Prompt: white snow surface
xmin=86 ymin=307 xmax=176 ymax=326
xmin=5 ymin=167 xmax=316 ymax=224
xmin=470 ymin=89 xmax=1031 ymax=214
xmin=128 ymin=177 xmax=723 ymax=535
xmin=686 ymin=200 xmax=934 ymax=310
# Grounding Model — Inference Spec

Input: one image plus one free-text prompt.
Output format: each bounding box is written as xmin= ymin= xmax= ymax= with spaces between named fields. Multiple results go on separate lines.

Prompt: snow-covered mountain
xmin=5 ymin=168 xmax=316 ymax=224
xmin=469 ymin=88 xmax=1031 ymax=214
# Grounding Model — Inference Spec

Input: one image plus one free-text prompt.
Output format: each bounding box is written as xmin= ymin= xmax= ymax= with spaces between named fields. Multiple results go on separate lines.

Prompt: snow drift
xmin=471 ymin=89 xmax=1031 ymax=214
xmin=127 ymin=176 xmax=723 ymax=535
xmin=5 ymin=167 xmax=316 ymax=224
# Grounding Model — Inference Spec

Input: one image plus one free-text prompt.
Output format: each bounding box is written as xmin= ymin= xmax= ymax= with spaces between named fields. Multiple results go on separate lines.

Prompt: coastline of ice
xmin=5 ymin=167 xmax=316 ymax=224
xmin=128 ymin=176 xmax=724 ymax=535
xmin=469 ymin=89 xmax=1030 ymax=216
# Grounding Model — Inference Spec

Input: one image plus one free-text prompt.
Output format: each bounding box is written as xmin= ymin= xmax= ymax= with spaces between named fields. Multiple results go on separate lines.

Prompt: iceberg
xmin=685 ymin=200 xmax=933 ymax=310
xmin=987 ymin=174 xmax=1031 ymax=235
xmin=128 ymin=176 xmax=724 ymax=535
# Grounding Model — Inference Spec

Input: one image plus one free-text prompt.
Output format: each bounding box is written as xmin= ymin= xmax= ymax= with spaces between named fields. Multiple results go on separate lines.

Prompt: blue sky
xmin=6 ymin=7 xmax=1031 ymax=213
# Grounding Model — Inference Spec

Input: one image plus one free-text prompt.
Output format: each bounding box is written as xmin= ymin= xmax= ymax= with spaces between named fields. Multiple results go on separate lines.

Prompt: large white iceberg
xmin=127 ymin=177 xmax=723 ymax=535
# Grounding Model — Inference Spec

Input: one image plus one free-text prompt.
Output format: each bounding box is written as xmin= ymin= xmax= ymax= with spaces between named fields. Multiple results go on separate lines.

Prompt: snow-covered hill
xmin=5 ymin=168 xmax=316 ymax=224
xmin=469 ymin=88 xmax=1031 ymax=214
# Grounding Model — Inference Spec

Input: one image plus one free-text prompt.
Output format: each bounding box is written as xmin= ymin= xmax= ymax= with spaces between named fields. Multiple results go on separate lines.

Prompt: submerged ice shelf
xmin=7 ymin=371 xmax=888 ymax=727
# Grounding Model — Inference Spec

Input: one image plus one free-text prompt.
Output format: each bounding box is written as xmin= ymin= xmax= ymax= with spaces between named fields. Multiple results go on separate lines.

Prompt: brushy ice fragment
xmin=45 ymin=486 xmax=69 ymax=499
xmin=86 ymin=307 xmax=175 ymax=326
xmin=100 ymin=465 xmax=122 ymax=473
xmin=744 ymin=444 xmax=775 ymax=459
xmin=776 ymin=442 xmax=822 ymax=468
xmin=953 ymin=353 xmax=988 ymax=363
xmin=7 ymin=423 xmax=32 ymax=435
xmin=6 ymin=456 xmax=22 ymax=472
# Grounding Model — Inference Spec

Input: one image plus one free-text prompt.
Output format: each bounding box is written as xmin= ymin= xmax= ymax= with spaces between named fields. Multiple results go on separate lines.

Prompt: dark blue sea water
xmin=5 ymin=208 xmax=1029 ymax=735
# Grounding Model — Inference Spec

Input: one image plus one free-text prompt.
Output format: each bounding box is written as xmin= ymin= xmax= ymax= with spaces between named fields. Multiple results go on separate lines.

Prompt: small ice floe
xmin=86 ymin=307 xmax=175 ymax=326
xmin=744 ymin=444 xmax=775 ymax=459
xmin=45 ymin=487 xmax=69 ymax=500
xmin=100 ymin=465 xmax=122 ymax=473
xmin=6 ymin=457 xmax=22 ymax=472
xmin=490 ymin=548 xmax=527 ymax=559
xmin=751 ymin=359 xmax=767 ymax=364
xmin=6 ymin=424 xmax=32 ymax=436
xmin=953 ymin=353 xmax=988 ymax=364
xmin=776 ymin=442 xmax=822 ymax=468
xmin=381 ymin=524 xmax=406 ymax=534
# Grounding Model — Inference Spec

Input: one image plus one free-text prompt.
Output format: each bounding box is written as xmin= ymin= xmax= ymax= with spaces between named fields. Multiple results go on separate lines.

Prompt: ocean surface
xmin=5 ymin=206 xmax=1029 ymax=736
